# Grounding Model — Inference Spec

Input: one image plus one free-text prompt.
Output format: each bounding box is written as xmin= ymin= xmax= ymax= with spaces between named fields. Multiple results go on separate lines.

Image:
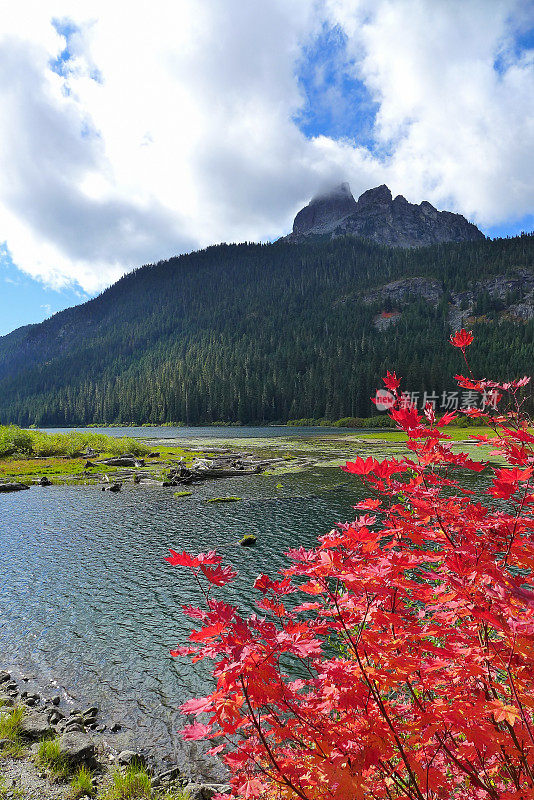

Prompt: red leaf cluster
xmin=167 ymin=335 xmax=534 ymax=799
xmin=450 ymin=329 xmax=474 ymax=349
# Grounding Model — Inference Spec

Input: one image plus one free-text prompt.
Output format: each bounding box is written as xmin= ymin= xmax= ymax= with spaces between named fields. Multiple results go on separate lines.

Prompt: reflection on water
xmin=0 ymin=467 xmax=364 ymax=773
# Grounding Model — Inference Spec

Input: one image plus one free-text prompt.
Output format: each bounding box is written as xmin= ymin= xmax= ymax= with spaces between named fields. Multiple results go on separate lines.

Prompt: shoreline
xmin=0 ymin=667 xmax=227 ymax=799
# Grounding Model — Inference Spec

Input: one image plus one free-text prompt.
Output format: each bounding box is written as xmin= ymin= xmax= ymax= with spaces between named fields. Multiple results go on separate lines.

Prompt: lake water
xmin=0 ymin=428 xmax=369 ymax=777
xmin=40 ymin=424 xmax=353 ymax=440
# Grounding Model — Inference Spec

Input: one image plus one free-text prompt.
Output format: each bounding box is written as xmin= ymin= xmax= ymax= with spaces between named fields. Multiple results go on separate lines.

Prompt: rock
xmin=239 ymin=534 xmax=257 ymax=547
xmin=0 ymin=482 xmax=30 ymax=493
xmin=0 ymin=672 xmax=11 ymax=684
xmin=110 ymin=722 xmax=121 ymax=732
xmin=85 ymin=461 xmax=96 ymax=469
xmin=66 ymin=714 xmax=85 ymax=726
xmin=108 ymin=483 xmax=122 ymax=493
xmin=21 ymin=691 xmax=39 ymax=703
xmin=184 ymin=784 xmax=231 ymax=800
xmin=147 ymin=452 xmax=160 ymax=458
xmin=37 ymin=476 xmax=52 ymax=486
xmin=117 ymin=750 xmax=146 ymax=767
xmin=151 ymin=766 xmax=181 ymax=787
xmin=20 ymin=711 xmax=54 ymax=739
xmin=285 ymin=183 xmax=485 ymax=247
xmin=51 ymin=695 xmax=61 ymax=706
xmin=48 ymin=709 xmax=64 ymax=725
xmin=57 ymin=731 xmax=96 ymax=768
xmin=64 ymin=723 xmax=84 ymax=733
xmin=96 ymin=725 xmax=106 ymax=733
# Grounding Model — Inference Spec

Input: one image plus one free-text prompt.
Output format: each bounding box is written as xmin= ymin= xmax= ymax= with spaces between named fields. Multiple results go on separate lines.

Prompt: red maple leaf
xmin=450 ymin=329 xmax=474 ymax=349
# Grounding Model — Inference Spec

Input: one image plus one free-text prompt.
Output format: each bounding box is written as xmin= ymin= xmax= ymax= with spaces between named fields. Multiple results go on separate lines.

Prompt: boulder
xmin=117 ymin=750 xmax=146 ymax=767
xmin=20 ymin=711 xmax=54 ymax=739
xmin=151 ymin=766 xmax=182 ymax=787
xmin=63 ymin=723 xmax=84 ymax=733
xmin=108 ymin=483 xmax=122 ymax=493
xmin=57 ymin=731 xmax=96 ymax=768
xmin=48 ymin=709 xmax=64 ymax=725
xmin=0 ymin=482 xmax=30 ymax=493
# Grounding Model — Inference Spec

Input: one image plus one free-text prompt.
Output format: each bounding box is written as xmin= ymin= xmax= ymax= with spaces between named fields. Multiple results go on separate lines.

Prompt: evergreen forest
xmin=0 ymin=234 xmax=532 ymax=426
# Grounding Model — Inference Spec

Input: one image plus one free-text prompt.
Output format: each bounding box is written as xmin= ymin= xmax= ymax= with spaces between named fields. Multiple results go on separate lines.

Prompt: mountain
xmin=286 ymin=183 xmax=485 ymax=247
xmin=0 ymin=231 xmax=532 ymax=427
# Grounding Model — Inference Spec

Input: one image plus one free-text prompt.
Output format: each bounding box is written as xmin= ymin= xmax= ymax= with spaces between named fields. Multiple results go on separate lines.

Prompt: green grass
xmin=101 ymin=763 xmax=152 ymax=799
xmin=71 ymin=765 xmax=95 ymax=797
xmin=0 ymin=432 xmax=203 ymax=484
xmin=357 ymin=425 xmax=521 ymax=442
xmin=0 ymin=706 xmax=25 ymax=757
xmin=0 ymin=425 xmax=150 ymax=459
xmin=161 ymin=789 xmax=191 ymax=800
xmin=207 ymin=496 xmax=241 ymax=502
xmin=35 ymin=737 xmax=70 ymax=779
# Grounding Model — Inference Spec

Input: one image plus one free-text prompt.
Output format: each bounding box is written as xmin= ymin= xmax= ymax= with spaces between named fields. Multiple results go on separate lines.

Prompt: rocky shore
xmin=0 ymin=670 xmax=228 ymax=799
xmin=0 ymin=447 xmax=315 ymax=492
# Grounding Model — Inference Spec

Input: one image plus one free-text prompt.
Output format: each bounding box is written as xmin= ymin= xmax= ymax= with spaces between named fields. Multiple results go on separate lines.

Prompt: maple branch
xmin=239 ymin=675 xmax=310 ymax=800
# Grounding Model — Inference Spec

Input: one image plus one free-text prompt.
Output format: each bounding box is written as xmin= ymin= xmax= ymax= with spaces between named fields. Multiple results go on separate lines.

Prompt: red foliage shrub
xmin=168 ymin=334 xmax=534 ymax=799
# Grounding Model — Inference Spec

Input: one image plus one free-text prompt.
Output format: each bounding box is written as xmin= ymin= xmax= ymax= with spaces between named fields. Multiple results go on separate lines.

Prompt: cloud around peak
xmin=0 ymin=0 xmax=532 ymax=293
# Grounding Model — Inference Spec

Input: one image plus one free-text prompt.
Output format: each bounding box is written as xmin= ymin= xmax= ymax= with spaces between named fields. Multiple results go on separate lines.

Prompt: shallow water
xmin=0 ymin=463 xmax=365 ymax=776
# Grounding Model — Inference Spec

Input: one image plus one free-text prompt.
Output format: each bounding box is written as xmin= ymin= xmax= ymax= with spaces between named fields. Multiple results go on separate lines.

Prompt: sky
xmin=0 ymin=0 xmax=533 ymax=335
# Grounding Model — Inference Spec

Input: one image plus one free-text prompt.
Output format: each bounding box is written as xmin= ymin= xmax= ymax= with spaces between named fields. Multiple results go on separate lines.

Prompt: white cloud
xmin=326 ymin=0 xmax=534 ymax=223
xmin=0 ymin=0 xmax=532 ymax=293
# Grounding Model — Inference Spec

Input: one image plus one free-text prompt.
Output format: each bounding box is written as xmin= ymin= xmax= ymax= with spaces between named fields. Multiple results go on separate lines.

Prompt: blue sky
xmin=0 ymin=1 xmax=533 ymax=336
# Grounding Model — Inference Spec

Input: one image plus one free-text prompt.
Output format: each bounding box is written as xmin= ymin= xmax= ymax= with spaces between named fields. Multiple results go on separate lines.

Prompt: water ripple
xmin=0 ymin=469 xmax=360 ymax=773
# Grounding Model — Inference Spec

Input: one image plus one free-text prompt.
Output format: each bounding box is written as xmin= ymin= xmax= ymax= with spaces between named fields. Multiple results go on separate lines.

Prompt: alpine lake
xmin=0 ymin=425 xmax=491 ymax=779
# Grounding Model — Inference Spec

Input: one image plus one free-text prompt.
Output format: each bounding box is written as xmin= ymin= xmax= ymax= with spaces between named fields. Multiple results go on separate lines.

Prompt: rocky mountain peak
xmin=357 ymin=184 xmax=392 ymax=207
xmin=292 ymin=182 xmax=358 ymax=237
xmin=286 ymin=182 xmax=485 ymax=248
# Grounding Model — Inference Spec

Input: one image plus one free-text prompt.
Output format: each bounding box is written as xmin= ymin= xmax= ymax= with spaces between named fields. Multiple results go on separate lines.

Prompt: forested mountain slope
xmin=0 ymin=234 xmax=533 ymax=426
